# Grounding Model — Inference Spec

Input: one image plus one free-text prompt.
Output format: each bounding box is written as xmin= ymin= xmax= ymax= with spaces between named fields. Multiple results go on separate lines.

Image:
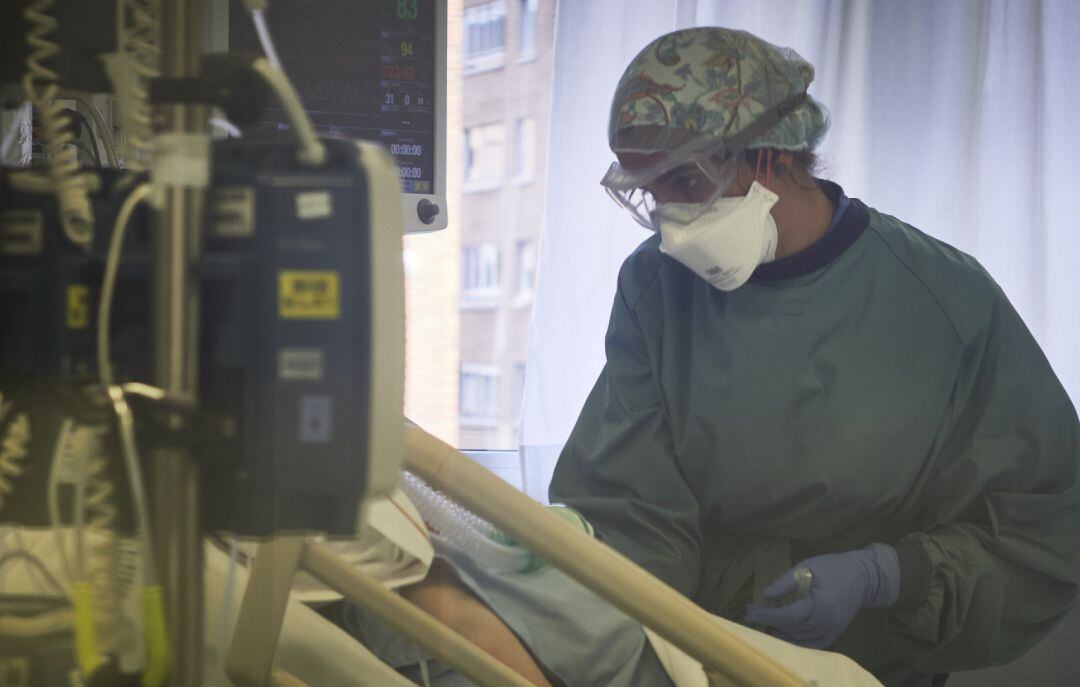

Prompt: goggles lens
xmin=602 ymin=152 xmax=737 ymax=231
xmin=601 ymin=91 xmax=809 ymax=230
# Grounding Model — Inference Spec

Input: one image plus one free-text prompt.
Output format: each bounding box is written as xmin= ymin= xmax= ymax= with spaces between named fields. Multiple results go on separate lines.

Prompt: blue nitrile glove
xmin=745 ymin=543 xmax=900 ymax=649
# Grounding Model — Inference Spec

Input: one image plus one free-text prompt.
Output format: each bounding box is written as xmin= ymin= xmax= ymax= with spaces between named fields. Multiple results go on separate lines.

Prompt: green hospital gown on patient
xmin=549 ymin=181 xmax=1080 ymax=687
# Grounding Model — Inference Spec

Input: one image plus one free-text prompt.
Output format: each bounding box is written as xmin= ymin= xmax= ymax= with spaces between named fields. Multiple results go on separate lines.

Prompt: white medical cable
xmin=0 ymin=391 xmax=35 ymax=595
xmin=46 ymin=418 xmax=80 ymax=589
xmin=242 ymin=3 xmax=324 ymax=165
xmin=7 ymin=168 xmax=102 ymax=194
xmin=97 ymin=183 xmax=160 ymax=588
xmin=98 ymin=183 xmax=151 ymax=389
xmin=216 ymin=537 xmax=240 ymax=682
xmin=12 ymin=528 xmax=51 ymax=595
xmin=81 ymin=426 xmax=123 ymax=648
xmin=209 ymin=116 xmax=241 ymax=138
xmin=66 ymin=94 xmax=119 ymax=167
xmin=250 ymin=59 xmax=325 ymax=166
xmin=0 ymin=609 xmax=74 ymax=637
xmin=250 ymin=8 xmax=282 ymax=70
xmin=74 ymin=449 xmax=86 ymax=578
xmin=0 ymin=393 xmax=30 ymax=516
xmin=0 ymin=549 xmax=68 ymax=598
xmin=72 ymin=139 xmax=100 ymax=167
xmin=110 ymin=0 xmax=160 ymax=170
xmin=104 ymin=388 xmax=157 ymax=586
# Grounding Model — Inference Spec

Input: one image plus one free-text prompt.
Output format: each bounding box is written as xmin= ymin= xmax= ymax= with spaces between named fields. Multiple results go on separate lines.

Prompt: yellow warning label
xmin=279 ymin=270 xmax=341 ymax=319
xmin=66 ymin=285 xmax=90 ymax=329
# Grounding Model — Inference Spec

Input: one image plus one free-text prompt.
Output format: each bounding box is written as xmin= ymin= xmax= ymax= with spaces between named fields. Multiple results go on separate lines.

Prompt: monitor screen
xmin=228 ymin=0 xmax=441 ymax=197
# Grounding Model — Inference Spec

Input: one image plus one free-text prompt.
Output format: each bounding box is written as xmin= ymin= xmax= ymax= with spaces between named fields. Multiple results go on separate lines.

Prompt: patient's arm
xmin=401 ymin=559 xmax=553 ymax=687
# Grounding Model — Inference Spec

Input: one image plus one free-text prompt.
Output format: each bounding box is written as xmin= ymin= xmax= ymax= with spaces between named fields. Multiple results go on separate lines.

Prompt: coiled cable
xmin=112 ymin=0 xmax=160 ymax=171
xmin=21 ymin=0 xmax=95 ymax=247
xmin=0 ymin=392 xmax=30 ymax=516
xmin=81 ymin=424 xmax=125 ymax=655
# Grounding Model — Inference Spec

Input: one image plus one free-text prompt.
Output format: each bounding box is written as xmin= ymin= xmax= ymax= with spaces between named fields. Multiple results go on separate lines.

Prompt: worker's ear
xmin=773 ymin=151 xmax=793 ymax=177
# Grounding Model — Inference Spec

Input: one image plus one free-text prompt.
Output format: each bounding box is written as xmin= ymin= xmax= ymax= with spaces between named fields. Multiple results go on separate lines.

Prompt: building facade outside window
xmin=464 ymin=0 xmax=507 ymax=72
xmin=517 ymin=0 xmax=538 ymax=60
xmin=460 ymin=365 xmax=501 ymax=427
xmin=463 ymin=122 xmax=505 ymax=188
xmin=462 ymin=243 xmax=501 ymax=302
xmin=515 ymin=240 xmax=536 ymax=297
xmin=513 ymin=116 xmax=536 ymax=180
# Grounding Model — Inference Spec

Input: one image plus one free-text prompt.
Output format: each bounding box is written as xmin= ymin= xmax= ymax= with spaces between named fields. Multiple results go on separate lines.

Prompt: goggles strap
xmin=722 ymin=90 xmax=809 ymax=159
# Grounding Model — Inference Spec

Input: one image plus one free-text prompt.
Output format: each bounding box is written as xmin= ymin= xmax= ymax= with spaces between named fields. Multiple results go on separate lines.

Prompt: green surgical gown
xmin=549 ymin=182 xmax=1080 ymax=686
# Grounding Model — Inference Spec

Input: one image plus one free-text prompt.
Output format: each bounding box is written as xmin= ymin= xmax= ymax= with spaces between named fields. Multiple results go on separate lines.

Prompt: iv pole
xmin=150 ymin=0 xmax=207 ymax=684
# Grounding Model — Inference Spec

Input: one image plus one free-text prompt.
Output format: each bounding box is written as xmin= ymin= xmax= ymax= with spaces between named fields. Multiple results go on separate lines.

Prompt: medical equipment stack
xmin=0 ymin=0 xmax=450 ymax=684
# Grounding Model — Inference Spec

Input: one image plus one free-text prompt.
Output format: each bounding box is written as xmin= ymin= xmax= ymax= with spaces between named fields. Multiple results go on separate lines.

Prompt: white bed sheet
xmin=2 ymin=486 xmax=883 ymax=687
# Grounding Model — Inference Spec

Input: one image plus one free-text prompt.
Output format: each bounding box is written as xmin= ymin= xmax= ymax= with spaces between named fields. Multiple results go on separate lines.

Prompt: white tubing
xmin=251 ymin=59 xmax=325 ymax=166
xmin=400 ymin=472 xmax=534 ymax=574
xmin=251 ymin=9 xmax=282 ymax=70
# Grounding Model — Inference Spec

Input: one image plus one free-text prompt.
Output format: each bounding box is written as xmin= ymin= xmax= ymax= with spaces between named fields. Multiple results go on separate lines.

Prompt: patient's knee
xmin=401 ymin=558 xmax=472 ymax=629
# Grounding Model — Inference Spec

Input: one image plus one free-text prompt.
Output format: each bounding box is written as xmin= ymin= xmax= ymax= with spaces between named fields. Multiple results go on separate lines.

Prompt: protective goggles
xmin=601 ymin=92 xmax=808 ymax=231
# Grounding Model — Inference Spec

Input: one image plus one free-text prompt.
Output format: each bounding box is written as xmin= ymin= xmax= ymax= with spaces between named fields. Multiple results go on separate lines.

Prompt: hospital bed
xmin=0 ymin=422 xmax=880 ymax=686
xmin=220 ymin=423 xmax=881 ymax=687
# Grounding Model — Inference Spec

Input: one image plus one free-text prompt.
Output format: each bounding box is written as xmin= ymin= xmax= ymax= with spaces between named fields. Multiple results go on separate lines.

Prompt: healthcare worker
xmin=549 ymin=27 xmax=1080 ymax=687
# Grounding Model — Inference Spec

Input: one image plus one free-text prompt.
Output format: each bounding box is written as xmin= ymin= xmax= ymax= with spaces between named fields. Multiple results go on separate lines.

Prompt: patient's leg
xmin=401 ymin=558 xmax=553 ymax=687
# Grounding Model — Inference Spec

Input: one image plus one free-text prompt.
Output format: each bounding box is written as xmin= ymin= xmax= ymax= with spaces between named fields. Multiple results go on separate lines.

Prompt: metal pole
xmin=152 ymin=0 xmax=207 ymax=685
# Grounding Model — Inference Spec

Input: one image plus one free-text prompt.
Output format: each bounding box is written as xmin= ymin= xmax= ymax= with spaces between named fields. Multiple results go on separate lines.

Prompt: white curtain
xmin=520 ymin=0 xmax=1080 ymax=502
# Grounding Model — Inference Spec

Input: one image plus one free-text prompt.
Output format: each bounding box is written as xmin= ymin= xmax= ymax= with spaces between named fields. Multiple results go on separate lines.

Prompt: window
xmin=462 ymin=243 xmax=501 ymax=298
xmin=513 ymin=116 xmax=536 ymax=180
xmin=465 ymin=1 xmax=506 ymax=72
xmin=464 ymin=122 xmax=505 ymax=188
xmin=402 ymin=0 xmax=555 ymax=452
xmin=460 ymin=365 xmax=501 ymax=426
xmin=517 ymin=0 xmax=537 ymax=59
xmin=515 ymin=240 xmax=536 ymax=296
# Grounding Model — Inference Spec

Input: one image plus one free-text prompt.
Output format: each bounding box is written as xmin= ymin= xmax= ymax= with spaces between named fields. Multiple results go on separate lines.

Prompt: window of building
xmin=460 ymin=365 xmax=501 ymax=426
xmin=462 ymin=243 xmax=501 ymax=299
xmin=515 ymin=240 xmax=536 ymax=297
xmin=464 ymin=122 xmax=505 ymax=188
xmin=465 ymin=1 xmax=507 ymax=72
xmin=513 ymin=116 xmax=536 ymax=180
xmin=517 ymin=0 xmax=538 ymax=60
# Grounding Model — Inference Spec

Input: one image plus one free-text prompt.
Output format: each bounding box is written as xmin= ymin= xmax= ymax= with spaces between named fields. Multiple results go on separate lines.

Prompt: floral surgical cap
xmin=609 ymin=27 xmax=829 ymax=153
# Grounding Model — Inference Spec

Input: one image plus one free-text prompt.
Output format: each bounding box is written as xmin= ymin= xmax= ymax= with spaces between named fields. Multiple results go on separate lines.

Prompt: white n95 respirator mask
xmin=657 ymin=181 xmax=779 ymax=291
